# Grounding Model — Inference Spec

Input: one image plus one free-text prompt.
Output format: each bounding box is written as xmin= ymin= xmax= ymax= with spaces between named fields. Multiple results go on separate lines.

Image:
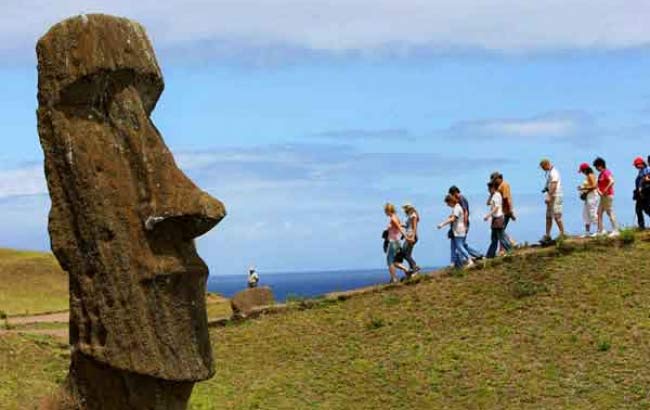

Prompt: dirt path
xmin=0 ymin=312 xmax=69 ymax=340
xmin=0 ymin=327 xmax=68 ymax=339
xmin=7 ymin=311 xmax=69 ymax=326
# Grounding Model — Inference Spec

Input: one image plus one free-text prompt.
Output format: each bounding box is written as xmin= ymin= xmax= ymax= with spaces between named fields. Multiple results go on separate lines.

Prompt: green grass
xmin=0 ymin=249 xmax=230 ymax=319
xmin=0 ymin=333 xmax=68 ymax=410
xmin=3 ymin=236 xmax=650 ymax=409
xmin=0 ymin=249 xmax=68 ymax=316
xmin=190 ymin=238 xmax=650 ymax=409
xmin=206 ymin=293 xmax=233 ymax=319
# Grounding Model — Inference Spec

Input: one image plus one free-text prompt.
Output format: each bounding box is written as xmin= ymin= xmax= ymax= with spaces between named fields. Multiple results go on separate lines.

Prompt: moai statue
xmin=36 ymin=14 xmax=225 ymax=410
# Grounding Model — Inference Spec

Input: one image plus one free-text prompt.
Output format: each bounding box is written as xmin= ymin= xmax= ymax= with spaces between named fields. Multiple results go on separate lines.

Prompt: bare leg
xmin=388 ymin=265 xmax=397 ymax=282
xmin=597 ymin=205 xmax=605 ymax=233
xmin=546 ymin=216 xmax=553 ymax=238
xmin=555 ymin=215 xmax=565 ymax=236
xmin=394 ymin=262 xmax=410 ymax=275
xmin=606 ymin=210 xmax=619 ymax=230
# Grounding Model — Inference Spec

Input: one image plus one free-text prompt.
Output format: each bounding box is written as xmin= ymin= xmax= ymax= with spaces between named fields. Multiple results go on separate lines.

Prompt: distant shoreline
xmin=208 ymin=267 xmax=440 ymax=301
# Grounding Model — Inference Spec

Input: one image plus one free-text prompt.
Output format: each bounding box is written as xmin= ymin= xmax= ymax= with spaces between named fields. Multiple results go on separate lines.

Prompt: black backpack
xmin=381 ymin=229 xmax=389 ymax=253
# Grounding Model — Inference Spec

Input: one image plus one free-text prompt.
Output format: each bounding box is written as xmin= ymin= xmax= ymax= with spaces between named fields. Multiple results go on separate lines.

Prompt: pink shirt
xmin=598 ymin=169 xmax=614 ymax=196
xmin=387 ymin=217 xmax=401 ymax=241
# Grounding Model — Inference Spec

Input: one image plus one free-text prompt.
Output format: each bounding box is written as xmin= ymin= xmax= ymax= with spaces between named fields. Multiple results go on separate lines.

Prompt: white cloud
xmin=480 ymin=118 xmax=579 ymax=138
xmin=3 ymin=0 xmax=650 ymax=61
xmin=310 ymin=128 xmax=414 ymax=141
xmin=448 ymin=111 xmax=594 ymax=139
xmin=0 ymin=165 xmax=47 ymax=199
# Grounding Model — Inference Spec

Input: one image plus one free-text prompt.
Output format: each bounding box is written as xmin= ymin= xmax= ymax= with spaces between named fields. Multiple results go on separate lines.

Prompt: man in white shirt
xmin=247 ymin=267 xmax=259 ymax=288
xmin=540 ymin=159 xmax=565 ymax=242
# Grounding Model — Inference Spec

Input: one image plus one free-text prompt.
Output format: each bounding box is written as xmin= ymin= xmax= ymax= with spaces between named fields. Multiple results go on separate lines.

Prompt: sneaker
xmin=597 ymin=230 xmax=608 ymax=236
xmin=589 ymin=232 xmax=599 ymax=238
xmin=464 ymin=259 xmax=475 ymax=269
xmin=608 ymin=230 xmax=620 ymax=238
xmin=389 ymin=277 xmax=399 ymax=284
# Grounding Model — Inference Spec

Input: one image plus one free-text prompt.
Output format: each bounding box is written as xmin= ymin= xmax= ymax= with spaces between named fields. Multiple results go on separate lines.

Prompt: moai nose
xmin=145 ymin=187 xmax=226 ymax=240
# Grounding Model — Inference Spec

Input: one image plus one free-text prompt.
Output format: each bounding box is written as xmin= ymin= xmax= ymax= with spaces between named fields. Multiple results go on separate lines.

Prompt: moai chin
xmin=36 ymin=14 xmax=225 ymax=410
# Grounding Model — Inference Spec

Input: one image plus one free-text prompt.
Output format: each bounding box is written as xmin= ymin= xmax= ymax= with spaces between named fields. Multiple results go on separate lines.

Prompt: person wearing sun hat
xmin=401 ymin=202 xmax=421 ymax=276
xmin=633 ymin=156 xmax=650 ymax=229
xmin=577 ymin=162 xmax=599 ymax=237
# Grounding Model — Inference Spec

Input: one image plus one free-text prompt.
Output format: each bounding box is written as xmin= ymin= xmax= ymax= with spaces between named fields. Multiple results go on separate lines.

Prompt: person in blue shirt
xmin=633 ymin=156 xmax=650 ymax=229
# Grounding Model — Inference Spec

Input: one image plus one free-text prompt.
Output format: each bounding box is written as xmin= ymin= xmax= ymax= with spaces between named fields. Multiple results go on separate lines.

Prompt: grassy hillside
xmin=191 ymin=236 xmax=650 ymax=409
xmin=0 ymin=249 xmax=232 ymax=320
xmin=0 ymin=333 xmax=67 ymax=409
xmin=0 ymin=249 xmax=68 ymax=316
xmin=2 ymin=236 xmax=650 ymax=409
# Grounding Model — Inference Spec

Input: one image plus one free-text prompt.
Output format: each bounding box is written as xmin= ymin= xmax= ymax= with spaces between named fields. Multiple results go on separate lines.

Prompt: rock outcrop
xmin=36 ymin=14 xmax=225 ymax=410
xmin=231 ymin=287 xmax=275 ymax=318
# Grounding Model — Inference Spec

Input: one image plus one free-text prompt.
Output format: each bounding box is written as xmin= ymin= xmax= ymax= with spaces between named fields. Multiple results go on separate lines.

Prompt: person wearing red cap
xmin=577 ymin=163 xmax=598 ymax=237
xmin=633 ymin=156 xmax=650 ymax=229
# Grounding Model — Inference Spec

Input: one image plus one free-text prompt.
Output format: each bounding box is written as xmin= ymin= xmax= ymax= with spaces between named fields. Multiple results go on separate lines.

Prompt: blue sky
xmin=1 ymin=1 xmax=649 ymax=276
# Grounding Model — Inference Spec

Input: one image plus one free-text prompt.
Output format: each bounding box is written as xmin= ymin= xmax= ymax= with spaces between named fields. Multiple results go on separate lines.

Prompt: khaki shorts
xmin=546 ymin=196 xmax=563 ymax=218
xmin=599 ymin=195 xmax=614 ymax=212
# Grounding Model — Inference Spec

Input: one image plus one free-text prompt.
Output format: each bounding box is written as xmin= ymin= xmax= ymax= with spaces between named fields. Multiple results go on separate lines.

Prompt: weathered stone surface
xmin=231 ymin=287 xmax=275 ymax=318
xmin=36 ymin=14 xmax=225 ymax=409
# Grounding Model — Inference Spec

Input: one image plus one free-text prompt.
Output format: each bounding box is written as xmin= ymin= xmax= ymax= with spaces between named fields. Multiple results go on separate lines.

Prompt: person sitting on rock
xmin=247 ymin=267 xmax=260 ymax=288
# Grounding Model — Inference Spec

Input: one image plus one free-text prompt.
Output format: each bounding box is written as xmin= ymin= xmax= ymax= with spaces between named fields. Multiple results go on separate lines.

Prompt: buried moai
xmin=36 ymin=14 xmax=225 ymax=410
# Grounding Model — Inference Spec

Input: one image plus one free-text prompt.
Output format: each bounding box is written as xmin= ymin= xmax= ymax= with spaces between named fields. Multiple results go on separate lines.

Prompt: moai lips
xmin=37 ymin=14 xmax=225 ymax=409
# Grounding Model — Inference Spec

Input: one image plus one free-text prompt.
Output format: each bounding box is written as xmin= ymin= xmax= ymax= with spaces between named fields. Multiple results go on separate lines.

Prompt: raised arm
xmin=437 ymin=214 xmax=455 ymax=229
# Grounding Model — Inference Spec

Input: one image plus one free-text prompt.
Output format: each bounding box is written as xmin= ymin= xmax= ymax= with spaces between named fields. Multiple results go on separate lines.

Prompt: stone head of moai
xmin=36 ymin=14 xmax=225 ymax=409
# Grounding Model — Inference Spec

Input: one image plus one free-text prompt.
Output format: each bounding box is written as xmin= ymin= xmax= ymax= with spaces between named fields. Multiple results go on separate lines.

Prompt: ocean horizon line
xmin=208 ymin=265 xmax=440 ymax=279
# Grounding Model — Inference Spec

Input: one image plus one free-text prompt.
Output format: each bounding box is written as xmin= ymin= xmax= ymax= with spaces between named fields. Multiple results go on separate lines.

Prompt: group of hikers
xmin=383 ymin=155 xmax=650 ymax=283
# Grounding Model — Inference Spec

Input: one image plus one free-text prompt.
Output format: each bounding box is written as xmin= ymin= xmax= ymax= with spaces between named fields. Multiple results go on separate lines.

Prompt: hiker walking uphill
xmin=578 ymin=163 xmax=599 ymax=237
xmin=593 ymin=157 xmax=620 ymax=237
xmin=438 ymin=194 xmax=474 ymax=268
xmin=401 ymin=203 xmax=421 ymax=275
xmin=448 ymin=186 xmax=483 ymax=261
xmin=633 ymin=156 xmax=650 ymax=229
xmin=540 ymin=159 xmax=565 ymax=243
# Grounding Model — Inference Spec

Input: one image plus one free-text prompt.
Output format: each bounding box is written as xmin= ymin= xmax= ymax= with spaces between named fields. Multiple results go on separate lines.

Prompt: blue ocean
xmin=207 ymin=267 xmax=437 ymax=301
